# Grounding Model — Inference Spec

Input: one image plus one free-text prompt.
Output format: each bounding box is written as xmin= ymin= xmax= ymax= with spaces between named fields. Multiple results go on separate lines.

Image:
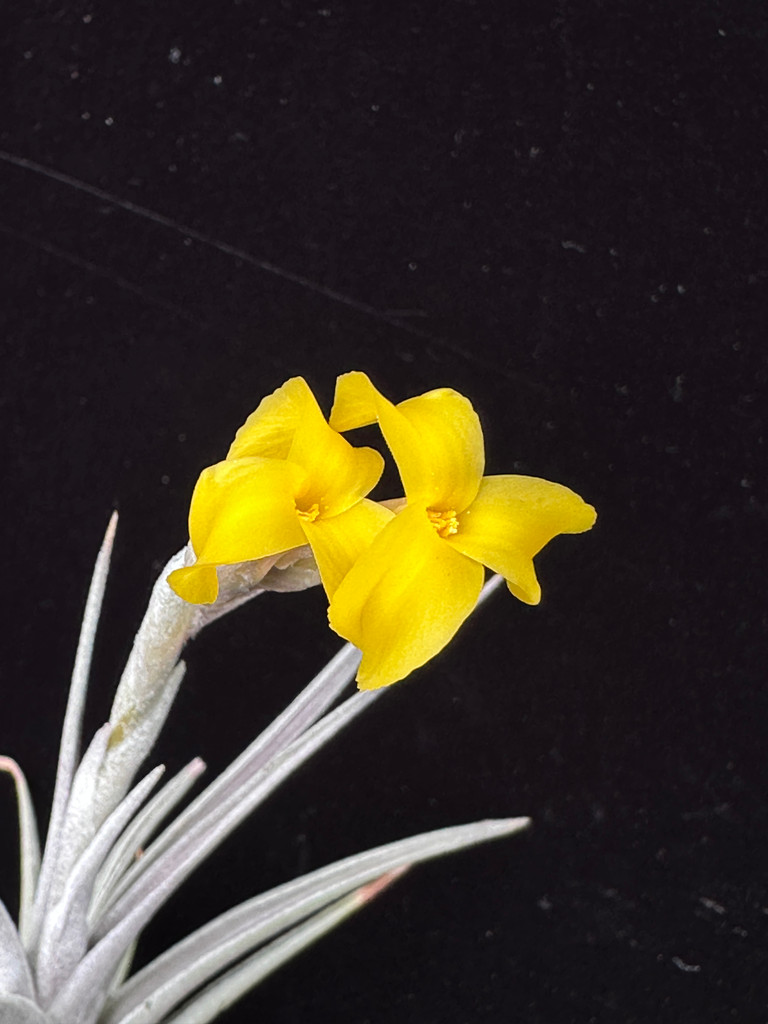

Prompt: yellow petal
xmin=288 ymin=413 xmax=384 ymax=518
xmin=189 ymin=457 xmax=307 ymax=565
xmin=227 ymin=377 xmax=318 ymax=461
xmin=228 ymin=374 xmax=383 ymax=516
xmin=328 ymin=370 xmax=381 ymax=431
xmin=447 ymin=475 xmax=597 ymax=605
xmin=301 ymin=498 xmax=394 ymax=598
xmin=330 ymin=371 xmax=484 ymax=511
xmin=167 ymin=564 xmax=220 ymax=604
xmin=328 ymin=503 xmax=484 ymax=689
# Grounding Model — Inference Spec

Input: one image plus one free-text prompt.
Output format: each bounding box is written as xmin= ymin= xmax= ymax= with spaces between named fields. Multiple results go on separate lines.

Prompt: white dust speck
xmin=169 ymin=46 xmax=182 ymax=65
xmin=672 ymin=956 xmax=701 ymax=973
xmin=561 ymin=240 xmax=587 ymax=253
xmin=104 ymin=116 xmax=114 ymax=126
xmin=213 ymin=74 xmax=223 ymax=85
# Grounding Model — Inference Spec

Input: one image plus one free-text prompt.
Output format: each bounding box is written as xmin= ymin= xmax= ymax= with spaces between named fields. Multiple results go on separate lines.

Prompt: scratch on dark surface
xmin=0 ymin=149 xmax=543 ymax=390
xmin=0 ymin=222 xmax=204 ymax=326
xmin=0 ymin=148 xmax=436 ymax=341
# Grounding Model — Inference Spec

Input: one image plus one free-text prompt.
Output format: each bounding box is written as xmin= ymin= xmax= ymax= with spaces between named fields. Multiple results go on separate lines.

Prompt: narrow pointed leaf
xmin=97 ymin=690 xmax=380 ymax=939
xmin=33 ymin=722 xmax=112 ymax=944
xmin=90 ymin=759 xmax=206 ymax=925
xmin=97 ymin=644 xmax=361 ymax=920
xmin=161 ymin=884 xmax=395 ymax=1024
xmin=109 ymin=939 xmax=138 ymax=995
xmin=102 ymin=818 xmax=529 ymax=1024
xmin=48 ymin=691 xmax=381 ymax=1024
xmin=35 ymin=766 xmax=165 ymax=1007
xmin=0 ymin=758 xmax=41 ymax=947
xmin=28 ymin=514 xmax=117 ymax=950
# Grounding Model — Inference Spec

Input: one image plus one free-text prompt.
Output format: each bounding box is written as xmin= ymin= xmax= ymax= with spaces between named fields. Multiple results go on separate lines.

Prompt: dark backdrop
xmin=2 ymin=2 xmax=767 ymax=1021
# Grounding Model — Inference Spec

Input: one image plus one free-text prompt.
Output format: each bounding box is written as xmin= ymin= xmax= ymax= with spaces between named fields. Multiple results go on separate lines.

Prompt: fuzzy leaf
xmin=90 ymin=760 xmax=206 ymax=925
xmin=97 ymin=643 xmax=361 ymax=921
xmin=0 ymin=757 xmax=41 ymax=947
xmin=28 ymin=515 xmax=117 ymax=951
xmin=90 ymin=662 xmax=186 ymax=847
xmin=32 ymin=723 xmax=112 ymax=950
xmin=0 ymin=899 xmax=34 ymax=999
xmin=35 ymin=766 xmax=165 ymax=1007
xmin=47 ymin=691 xmax=380 ymax=1024
xmin=159 ymin=884 xmax=391 ymax=1024
xmin=102 ymin=818 xmax=529 ymax=1024
xmin=0 ymin=994 xmax=49 ymax=1024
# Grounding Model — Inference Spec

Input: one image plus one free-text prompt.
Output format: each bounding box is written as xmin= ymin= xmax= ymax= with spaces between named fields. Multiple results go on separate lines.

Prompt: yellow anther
xmin=296 ymin=502 xmax=321 ymax=523
xmin=426 ymin=507 xmax=459 ymax=538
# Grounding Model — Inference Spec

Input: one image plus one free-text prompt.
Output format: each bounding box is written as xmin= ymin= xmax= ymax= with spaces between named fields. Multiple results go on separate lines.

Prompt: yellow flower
xmin=168 ymin=377 xmax=393 ymax=604
xmin=327 ymin=372 xmax=597 ymax=689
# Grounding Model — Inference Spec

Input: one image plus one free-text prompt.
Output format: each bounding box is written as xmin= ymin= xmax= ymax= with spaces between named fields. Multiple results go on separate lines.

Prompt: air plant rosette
xmin=0 ymin=372 xmax=595 ymax=1024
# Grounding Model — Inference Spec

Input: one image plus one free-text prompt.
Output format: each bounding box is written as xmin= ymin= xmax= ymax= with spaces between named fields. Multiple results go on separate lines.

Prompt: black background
xmin=2 ymin=2 xmax=767 ymax=1022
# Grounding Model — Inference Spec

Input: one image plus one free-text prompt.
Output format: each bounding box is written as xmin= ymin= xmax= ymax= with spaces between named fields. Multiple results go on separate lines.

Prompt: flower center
xmin=426 ymin=507 xmax=459 ymax=538
xmin=296 ymin=502 xmax=321 ymax=523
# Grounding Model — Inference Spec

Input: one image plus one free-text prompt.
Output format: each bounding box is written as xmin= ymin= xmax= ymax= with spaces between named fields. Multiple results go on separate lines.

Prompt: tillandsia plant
xmin=0 ymin=372 xmax=596 ymax=1024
